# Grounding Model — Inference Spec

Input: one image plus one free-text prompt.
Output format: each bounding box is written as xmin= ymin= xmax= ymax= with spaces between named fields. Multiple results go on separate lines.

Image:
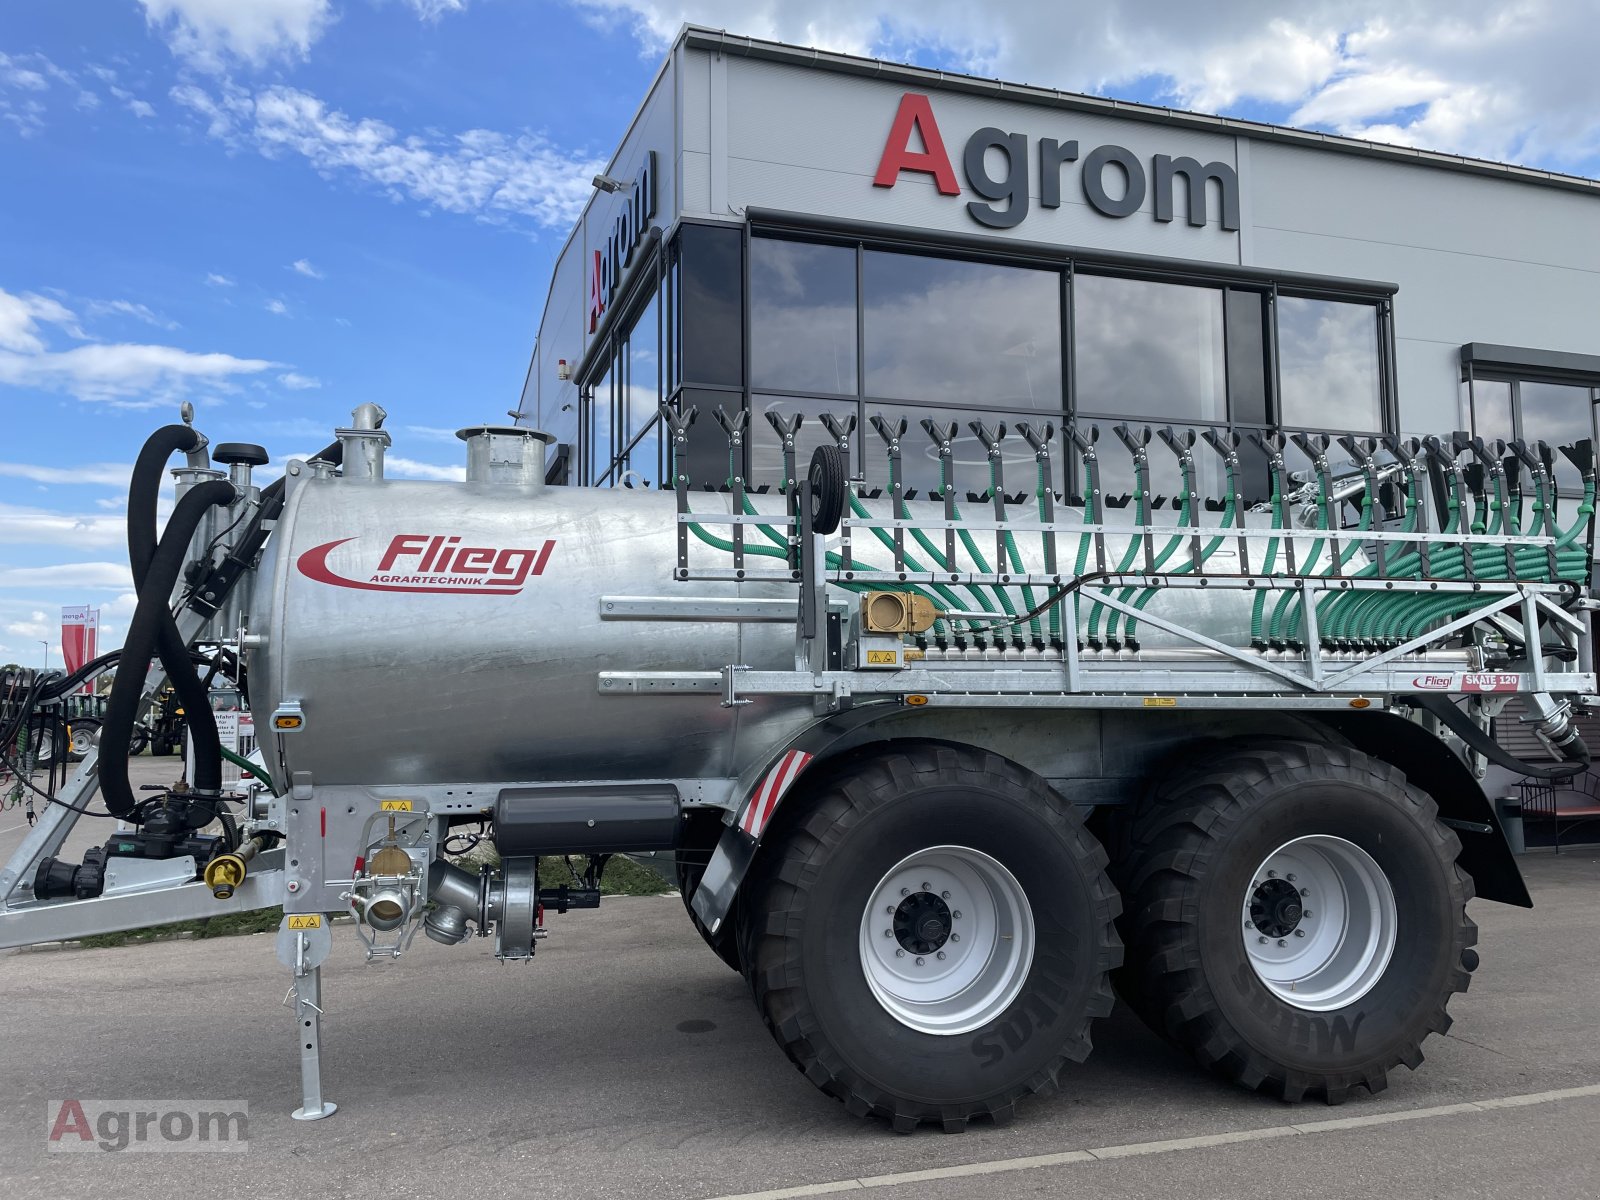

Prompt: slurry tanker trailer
xmin=0 ymin=400 xmax=1593 ymax=1131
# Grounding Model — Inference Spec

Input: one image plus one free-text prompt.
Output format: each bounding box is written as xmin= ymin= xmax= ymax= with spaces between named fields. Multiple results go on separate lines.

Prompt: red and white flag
xmin=60 ymin=606 xmax=99 ymax=691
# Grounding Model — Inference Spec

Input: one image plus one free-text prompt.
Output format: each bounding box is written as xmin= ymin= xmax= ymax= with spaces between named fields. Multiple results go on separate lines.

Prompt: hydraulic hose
xmin=103 ymin=480 xmax=237 ymax=817
xmin=126 ymin=426 xmax=229 ymax=808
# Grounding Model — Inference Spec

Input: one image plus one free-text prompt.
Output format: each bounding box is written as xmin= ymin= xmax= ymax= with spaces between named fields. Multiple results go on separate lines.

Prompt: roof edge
xmin=680 ymin=27 xmax=1600 ymax=199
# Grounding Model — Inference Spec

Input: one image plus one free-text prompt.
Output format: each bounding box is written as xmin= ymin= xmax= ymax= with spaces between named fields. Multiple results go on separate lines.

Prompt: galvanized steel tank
xmin=247 ymin=429 xmax=1340 ymax=789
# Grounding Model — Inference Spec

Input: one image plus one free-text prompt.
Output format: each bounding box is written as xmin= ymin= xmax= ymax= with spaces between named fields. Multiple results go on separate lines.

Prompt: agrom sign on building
xmin=873 ymin=92 xmax=1241 ymax=232
xmin=589 ymin=151 xmax=658 ymax=332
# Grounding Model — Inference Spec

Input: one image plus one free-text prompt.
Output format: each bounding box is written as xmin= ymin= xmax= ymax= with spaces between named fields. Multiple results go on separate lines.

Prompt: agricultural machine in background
xmin=0 ymin=399 xmax=1593 ymax=1130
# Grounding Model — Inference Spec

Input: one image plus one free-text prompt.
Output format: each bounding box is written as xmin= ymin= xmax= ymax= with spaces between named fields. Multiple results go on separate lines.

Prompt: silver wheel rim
xmin=858 ymin=845 xmax=1034 ymax=1035
xmin=1242 ymin=834 xmax=1397 ymax=1011
xmin=70 ymin=727 xmax=94 ymax=755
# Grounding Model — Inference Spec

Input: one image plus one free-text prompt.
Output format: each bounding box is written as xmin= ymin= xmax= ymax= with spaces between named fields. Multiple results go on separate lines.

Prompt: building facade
xmin=521 ymin=27 xmax=1600 ymax=515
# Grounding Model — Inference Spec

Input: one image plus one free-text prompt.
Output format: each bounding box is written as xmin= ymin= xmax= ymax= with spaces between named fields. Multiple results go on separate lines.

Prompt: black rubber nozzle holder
xmin=871 ymin=415 xmax=911 ymax=575
xmin=658 ymin=403 xmax=697 ymax=576
xmin=104 ymin=479 xmax=237 ymax=818
xmin=1018 ymin=422 xmax=1060 ymax=648
xmin=713 ymin=406 xmax=749 ymax=573
xmin=1338 ymin=435 xmax=1388 ymax=579
xmin=1247 ymin=431 xmax=1296 ymax=576
xmin=1424 ymin=435 xmax=1472 ymax=583
xmin=124 ymin=425 xmax=230 ymax=804
xmin=1509 ymin=438 xmax=1557 ymax=579
xmin=764 ymin=411 xmax=805 ymax=569
xmin=1156 ymin=427 xmax=1203 ymax=571
xmin=818 ymin=412 xmax=857 ymax=572
xmin=1112 ymin=425 xmax=1156 ymax=573
xmin=1202 ymin=429 xmax=1250 ymax=574
xmin=1067 ymin=424 xmax=1106 ymax=574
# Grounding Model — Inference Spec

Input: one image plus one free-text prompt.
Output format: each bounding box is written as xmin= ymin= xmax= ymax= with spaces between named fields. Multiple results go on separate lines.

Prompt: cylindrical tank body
xmin=248 ymin=473 xmax=1344 ymax=788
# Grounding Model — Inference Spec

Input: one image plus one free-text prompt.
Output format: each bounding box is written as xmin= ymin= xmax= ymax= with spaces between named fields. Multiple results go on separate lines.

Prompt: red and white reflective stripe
xmin=740 ymin=750 xmax=814 ymax=838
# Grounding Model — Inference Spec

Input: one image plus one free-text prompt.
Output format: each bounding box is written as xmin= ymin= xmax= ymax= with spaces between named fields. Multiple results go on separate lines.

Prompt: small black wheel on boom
xmin=1112 ymin=738 xmax=1477 ymax=1104
xmin=806 ymin=444 xmax=847 ymax=535
xmin=739 ymin=743 xmax=1121 ymax=1132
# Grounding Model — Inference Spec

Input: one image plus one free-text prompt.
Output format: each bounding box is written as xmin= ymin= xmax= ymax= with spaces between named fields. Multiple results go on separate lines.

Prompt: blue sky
xmin=1 ymin=0 xmax=1596 ymax=663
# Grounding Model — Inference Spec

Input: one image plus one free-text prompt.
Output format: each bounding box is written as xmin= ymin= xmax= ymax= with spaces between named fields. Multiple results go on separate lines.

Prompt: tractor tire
xmin=128 ymin=726 xmax=151 ymax=756
xmin=676 ymin=851 xmax=742 ymax=974
xmin=68 ymin=718 xmax=100 ymax=762
xmin=26 ymin=716 xmax=65 ymax=771
xmin=1113 ymin=738 xmax=1477 ymax=1104
xmin=738 ymin=743 xmax=1121 ymax=1132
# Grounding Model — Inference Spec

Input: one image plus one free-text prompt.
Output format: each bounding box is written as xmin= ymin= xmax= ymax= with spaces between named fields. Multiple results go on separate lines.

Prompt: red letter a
xmin=874 ymin=93 xmax=960 ymax=195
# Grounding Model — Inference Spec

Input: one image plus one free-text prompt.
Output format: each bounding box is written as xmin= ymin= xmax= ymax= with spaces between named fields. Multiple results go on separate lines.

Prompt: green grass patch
xmin=77 ymin=906 xmax=284 ymax=949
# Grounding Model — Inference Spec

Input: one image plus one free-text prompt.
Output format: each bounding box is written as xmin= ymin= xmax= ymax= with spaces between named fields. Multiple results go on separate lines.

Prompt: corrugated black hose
xmin=103 ymin=480 xmax=236 ymax=817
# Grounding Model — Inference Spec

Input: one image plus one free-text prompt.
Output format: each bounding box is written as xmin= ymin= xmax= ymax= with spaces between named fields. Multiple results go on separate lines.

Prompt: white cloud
xmin=0 ymin=462 xmax=136 ymax=488
xmin=573 ymin=0 xmax=1600 ymax=172
xmin=386 ymin=456 xmax=467 ymax=482
xmin=0 ymin=53 xmax=49 ymax=92
xmin=139 ymin=0 xmax=335 ymax=70
xmin=0 ymin=563 xmax=135 ymax=590
xmin=278 ymin=371 xmax=320 ymax=389
xmin=174 ymin=82 xmax=605 ymax=228
xmin=265 ymin=298 xmax=289 ymax=316
xmin=86 ymin=299 xmax=180 ymax=331
xmin=290 ymin=257 xmax=323 ymax=278
xmin=0 ymin=504 xmax=129 ymax=549
xmin=127 ymin=98 xmax=157 ymax=119
xmin=402 ymin=0 xmax=469 ymax=18
xmin=205 ymin=272 xmax=235 ymax=287
xmin=0 ymin=289 xmax=278 ymax=407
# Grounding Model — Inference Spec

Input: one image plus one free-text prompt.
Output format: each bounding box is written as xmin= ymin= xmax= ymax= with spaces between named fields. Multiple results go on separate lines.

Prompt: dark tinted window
xmin=678 ymin=224 xmax=743 ymax=387
xmin=750 ymin=396 xmax=862 ymax=492
xmin=1074 ymin=275 xmax=1226 ymax=424
xmin=859 ymin=403 xmax=1052 ymax=503
xmin=863 ymin=252 xmax=1061 ymax=409
xmin=751 ymin=240 xmax=858 ymax=395
xmin=1466 ymin=379 xmax=1513 ymax=446
xmin=1520 ymin=381 xmax=1593 ymax=495
xmin=1277 ymin=297 xmax=1382 ymax=431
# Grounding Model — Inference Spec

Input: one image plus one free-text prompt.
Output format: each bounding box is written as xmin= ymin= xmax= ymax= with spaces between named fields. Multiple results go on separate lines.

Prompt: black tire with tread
xmin=806 ymin=444 xmax=847 ymax=535
xmin=1112 ymin=738 xmax=1477 ymax=1104
xmin=738 ymin=743 xmax=1122 ymax=1132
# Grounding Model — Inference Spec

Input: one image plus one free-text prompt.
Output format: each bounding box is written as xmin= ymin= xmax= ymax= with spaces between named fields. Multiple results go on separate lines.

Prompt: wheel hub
xmin=1241 ymin=835 xmax=1398 ymax=1012
xmin=858 ymin=845 xmax=1035 ymax=1036
xmin=893 ymin=891 xmax=952 ymax=954
xmin=1249 ymin=877 xmax=1303 ymax=937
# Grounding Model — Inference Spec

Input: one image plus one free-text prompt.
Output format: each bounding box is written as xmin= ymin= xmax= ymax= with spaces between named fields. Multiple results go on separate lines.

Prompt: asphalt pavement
xmin=0 ymin=761 xmax=1597 ymax=1199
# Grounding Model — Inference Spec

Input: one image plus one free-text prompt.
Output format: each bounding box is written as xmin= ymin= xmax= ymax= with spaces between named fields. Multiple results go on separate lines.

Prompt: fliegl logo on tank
xmin=297 ymin=534 xmax=555 ymax=596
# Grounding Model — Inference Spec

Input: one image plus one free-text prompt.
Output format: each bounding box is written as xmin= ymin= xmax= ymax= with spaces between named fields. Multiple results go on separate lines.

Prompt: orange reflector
xmin=274 ymin=714 xmax=304 ymax=730
xmin=1349 ymin=697 xmax=1372 ymax=709
xmin=905 ymin=694 xmax=929 ymax=707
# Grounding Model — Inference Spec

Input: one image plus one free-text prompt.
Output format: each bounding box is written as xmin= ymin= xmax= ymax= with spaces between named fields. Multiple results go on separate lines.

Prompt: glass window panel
xmin=751 ymin=240 xmax=858 ymax=395
xmin=586 ymin=365 xmax=613 ymax=486
xmin=862 ymin=252 xmax=1062 ymax=410
xmin=1519 ymin=381 xmax=1594 ymax=496
xmin=675 ymin=389 xmax=743 ymax=491
xmin=860 ymin=403 xmax=1057 ymax=504
xmin=750 ymin=396 xmax=862 ymax=494
xmin=1467 ymin=378 xmax=1513 ymax=446
xmin=679 ymin=224 xmax=743 ymax=387
xmin=1277 ymin=297 xmax=1382 ymax=432
xmin=619 ymin=420 xmax=662 ymax=489
xmin=626 ymin=295 xmax=660 ymax=438
xmin=1073 ymin=275 xmax=1226 ymax=424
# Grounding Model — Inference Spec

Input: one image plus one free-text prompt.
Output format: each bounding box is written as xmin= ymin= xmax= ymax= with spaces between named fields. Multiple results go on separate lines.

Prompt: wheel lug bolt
xmin=915 ymin=957 xmax=924 ymax=966
xmin=895 ymin=949 xmax=904 ymax=958
xmin=937 ymin=951 xmax=946 ymax=960
xmin=1295 ymin=930 xmax=1306 ymax=938
xmin=1267 ymin=870 xmax=1277 ymax=878
xmin=951 ymin=933 xmax=960 ymax=942
xmin=1300 ymin=888 xmax=1309 ymax=897
xmin=1277 ymin=939 xmax=1287 ymax=947
xmin=886 ymin=905 xmax=895 ymax=914
xmin=1258 ymin=936 xmax=1268 ymax=944
xmin=952 ymin=911 xmax=962 ymax=920
xmin=942 ymin=891 xmax=951 ymax=900
xmin=920 ymin=882 xmax=930 ymax=892
xmin=1303 ymin=911 xmax=1314 ymax=919
xmin=900 ymin=888 xmax=908 ymax=897
xmin=1286 ymin=874 xmax=1296 ymax=882
xmin=884 ymin=929 xmax=893 ymax=938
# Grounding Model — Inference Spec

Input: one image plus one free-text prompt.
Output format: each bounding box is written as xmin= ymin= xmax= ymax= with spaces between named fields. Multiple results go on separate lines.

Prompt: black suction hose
xmin=103 ymin=481 xmax=236 ymax=817
xmin=126 ymin=425 xmax=232 ymax=804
